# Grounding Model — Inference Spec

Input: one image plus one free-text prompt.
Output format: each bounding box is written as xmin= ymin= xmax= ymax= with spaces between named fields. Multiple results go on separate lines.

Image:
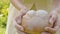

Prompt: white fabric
xmin=6 ymin=4 xmax=19 ymax=34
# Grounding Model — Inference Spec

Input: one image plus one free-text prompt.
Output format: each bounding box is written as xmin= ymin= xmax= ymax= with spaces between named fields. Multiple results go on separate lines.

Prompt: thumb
xmin=49 ymin=15 xmax=57 ymax=26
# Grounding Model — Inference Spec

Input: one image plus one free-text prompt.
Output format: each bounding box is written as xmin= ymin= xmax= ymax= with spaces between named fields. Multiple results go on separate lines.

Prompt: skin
xmin=42 ymin=0 xmax=60 ymax=33
xmin=10 ymin=0 xmax=60 ymax=34
xmin=44 ymin=0 xmax=60 ymax=33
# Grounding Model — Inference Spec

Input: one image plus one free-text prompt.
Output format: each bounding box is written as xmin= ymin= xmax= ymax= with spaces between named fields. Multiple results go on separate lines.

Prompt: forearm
xmin=10 ymin=0 xmax=27 ymax=10
xmin=10 ymin=0 xmax=29 ymax=16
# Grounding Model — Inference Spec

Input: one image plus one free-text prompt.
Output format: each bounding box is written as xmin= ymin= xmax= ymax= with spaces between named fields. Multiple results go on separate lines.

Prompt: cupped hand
xmin=44 ymin=11 xmax=60 ymax=34
xmin=13 ymin=9 xmax=28 ymax=34
xmin=49 ymin=11 xmax=58 ymax=25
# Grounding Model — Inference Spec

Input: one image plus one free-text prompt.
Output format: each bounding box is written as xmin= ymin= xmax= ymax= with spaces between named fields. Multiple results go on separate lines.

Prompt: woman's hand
xmin=13 ymin=9 xmax=28 ymax=34
xmin=49 ymin=11 xmax=58 ymax=25
xmin=41 ymin=11 xmax=59 ymax=34
xmin=44 ymin=11 xmax=60 ymax=34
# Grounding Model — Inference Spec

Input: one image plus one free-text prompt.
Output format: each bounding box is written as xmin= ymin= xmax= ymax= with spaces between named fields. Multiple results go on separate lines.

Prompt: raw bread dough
xmin=22 ymin=10 xmax=52 ymax=34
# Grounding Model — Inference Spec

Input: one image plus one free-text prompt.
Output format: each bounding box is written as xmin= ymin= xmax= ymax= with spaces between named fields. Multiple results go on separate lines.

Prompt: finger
xmin=13 ymin=17 xmax=26 ymax=34
xmin=13 ymin=18 xmax=24 ymax=31
xmin=48 ymin=13 xmax=53 ymax=25
xmin=53 ymin=16 xmax=60 ymax=31
xmin=45 ymin=27 xmax=57 ymax=33
xmin=15 ymin=23 xmax=24 ymax=31
xmin=49 ymin=14 xmax=57 ymax=26
xmin=15 ymin=16 xmax=22 ymax=24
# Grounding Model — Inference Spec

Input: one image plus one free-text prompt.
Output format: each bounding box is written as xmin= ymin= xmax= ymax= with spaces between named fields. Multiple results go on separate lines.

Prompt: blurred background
xmin=0 ymin=0 xmax=60 ymax=34
xmin=0 ymin=0 xmax=10 ymax=34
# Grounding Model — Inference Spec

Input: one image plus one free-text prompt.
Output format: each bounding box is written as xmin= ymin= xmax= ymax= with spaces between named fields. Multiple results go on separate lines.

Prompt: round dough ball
xmin=26 ymin=10 xmax=36 ymax=17
xmin=36 ymin=10 xmax=48 ymax=17
xmin=22 ymin=10 xmax=52 ymax=34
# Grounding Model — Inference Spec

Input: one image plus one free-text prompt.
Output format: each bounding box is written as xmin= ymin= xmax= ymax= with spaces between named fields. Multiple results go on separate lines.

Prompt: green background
xmin=0 ymin=0 xmax=10 ymax=34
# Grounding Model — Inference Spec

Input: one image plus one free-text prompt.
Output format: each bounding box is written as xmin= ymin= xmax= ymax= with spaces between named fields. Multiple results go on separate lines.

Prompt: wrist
xmin=53 ymin=10 xmax=58 ymax=13
xmin=52 ymin=7 xmax=60 ymax=14
xmin=19 ymin=8 xmax=29 ymax=16
xmin=52 ymin=9 xmax=59 ymax=14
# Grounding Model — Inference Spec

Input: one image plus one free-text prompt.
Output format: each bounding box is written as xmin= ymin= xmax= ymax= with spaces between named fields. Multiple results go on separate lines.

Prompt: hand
xmin=13 ymin=9 xmax=28 ymax=34
xmin=49 ymin=11 xmax=58 ymax=25
xmin=44 ymin=11 xmax=60 ymax=34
